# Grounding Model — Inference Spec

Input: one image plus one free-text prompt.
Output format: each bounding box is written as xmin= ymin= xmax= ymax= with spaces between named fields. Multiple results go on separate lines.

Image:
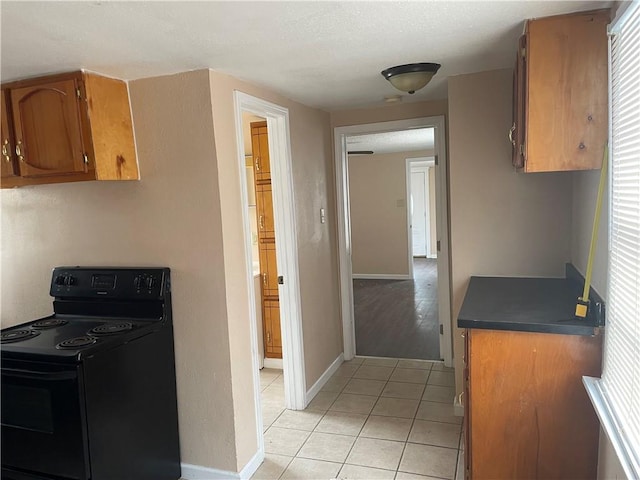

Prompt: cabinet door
xmin=1 ymin=91 xmax=18 ymax=179
xmin=251 ymin=122 xmax=271 ymax=181
xmin=256 ymin=182 xmax=275 ymax=240
xmin=512 ymin=35 xmax=526 ymax=169
xmin=11 ymin=79 xmax=86 ymax=177
xmin=263 ymin=299 xmax=282 ymax=358
xmin=259 ymin=242 xmax=279 ymax=299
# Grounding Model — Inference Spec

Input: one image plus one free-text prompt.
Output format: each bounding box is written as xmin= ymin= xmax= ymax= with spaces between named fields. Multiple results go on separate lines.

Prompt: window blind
xmin=601 ymin=0 xmax=640 ymax=472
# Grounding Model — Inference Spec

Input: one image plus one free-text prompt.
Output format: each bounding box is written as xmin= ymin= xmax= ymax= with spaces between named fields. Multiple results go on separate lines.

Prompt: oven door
xmin=1 ymin=359 xmax=90 ymax=480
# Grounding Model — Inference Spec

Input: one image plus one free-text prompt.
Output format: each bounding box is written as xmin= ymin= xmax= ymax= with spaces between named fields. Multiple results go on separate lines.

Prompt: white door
xmin=411 ymin=170 xmax=428 ymax=257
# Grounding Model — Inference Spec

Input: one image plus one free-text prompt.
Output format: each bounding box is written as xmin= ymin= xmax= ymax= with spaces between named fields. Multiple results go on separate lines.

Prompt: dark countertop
xmin=457 ymin=274 xmax=603 ymax=336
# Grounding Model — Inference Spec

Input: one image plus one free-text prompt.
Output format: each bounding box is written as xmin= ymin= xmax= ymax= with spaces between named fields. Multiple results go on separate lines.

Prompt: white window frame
xmin=583 ymin=2 xmax=640 ymax=479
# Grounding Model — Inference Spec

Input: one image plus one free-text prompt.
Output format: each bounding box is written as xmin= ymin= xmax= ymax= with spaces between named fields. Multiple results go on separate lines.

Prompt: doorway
xmin=233 ymin=92 xmax=307 ymax=468
xmin=334 ymin=116 xmax=453 ymax=366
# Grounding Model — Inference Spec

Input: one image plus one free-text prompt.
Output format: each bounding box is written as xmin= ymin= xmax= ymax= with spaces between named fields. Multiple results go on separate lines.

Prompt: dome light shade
xmin=381 ymin=63 xmax=441 ymax=94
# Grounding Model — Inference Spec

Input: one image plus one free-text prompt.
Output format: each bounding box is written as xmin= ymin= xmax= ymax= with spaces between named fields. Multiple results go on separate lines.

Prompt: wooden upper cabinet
xmin=1 ymin=71 xmax=138 ymax=188
xmin=11 ymin=79 xmax=86 ymax=177
xmin=1 ymin=90 xmax=19 ymax=179
xmin=251 ymin=121 xmax=271 ymax=181
xmin=513 ymin=10 xmax=609 ymax=172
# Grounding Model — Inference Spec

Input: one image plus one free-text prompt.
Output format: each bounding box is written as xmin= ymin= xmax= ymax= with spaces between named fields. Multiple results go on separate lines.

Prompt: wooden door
xmin=256 ymin=182 xmax=275 ymax=240
xmin=259 ymin=243 xmax=279 ymax=298
xmin=251 ymin=121 xmax=271 ymax=181
xmin=1 ymin=91 xmax=18 ymax=179
xmin=263 ymin=300 xmax=282 ymax=357
xmin=11 ymin=79 xmax=86 ymax=177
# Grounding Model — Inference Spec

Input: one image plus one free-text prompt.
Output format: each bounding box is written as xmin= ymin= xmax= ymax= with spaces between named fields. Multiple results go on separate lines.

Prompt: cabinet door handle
xmin=259 ymin=215 xmax=265 ymax=229
xmin=2 ymin=139 xmax=11 ymax=163
xmin=266 ymin=331 xmax=271 ymax=344
xmin=263 ymin=272 xmax=268 ymax=287
xmin=15 ymin=140 xmax=24 ymax=162
xmin=255 ymin=156 xmax=260 ymax=172
xmin=508 ymin=123 xmax=516 ymax=146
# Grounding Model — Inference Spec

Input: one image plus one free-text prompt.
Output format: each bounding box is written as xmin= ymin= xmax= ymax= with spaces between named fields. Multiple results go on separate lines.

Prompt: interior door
xmin=410 ymin=169 xmax=428 ymax=257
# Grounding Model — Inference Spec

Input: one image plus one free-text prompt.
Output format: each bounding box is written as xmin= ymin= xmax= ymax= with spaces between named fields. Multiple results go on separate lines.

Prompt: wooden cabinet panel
xmin=256 ymin=182 xmax=275 ymax=240
xmin=259 ymin=242 xmax=279 ymax=299
xmin=251 ymin=121 xmax=271 ymax=181
xmin=263 ymin=300 xmax=282 ymax=358
xmin=514 ymin=10 xmax=609 ymax=172
xmin=466 ymin=329 xmax=602 ymax=479
xmin=11 ymin=79 xmax=86 ymax=177
xmin=1 ymin=91 xmax=18 ymax=179
xmin=1 ymin=71 xmax=138 ymax=188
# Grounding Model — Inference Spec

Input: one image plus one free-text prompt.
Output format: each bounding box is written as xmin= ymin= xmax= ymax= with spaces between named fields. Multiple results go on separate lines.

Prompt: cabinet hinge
xmin=440 ymin=324 xmax=444 ymax=335
xmin=277 ymin=276 xmax=284 ymax=285
xmin=83 ymin=154 xmax=89 ymax=165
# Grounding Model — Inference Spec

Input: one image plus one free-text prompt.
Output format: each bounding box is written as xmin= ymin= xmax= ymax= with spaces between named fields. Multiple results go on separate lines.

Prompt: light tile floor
xmin=253 ymin=357 xmax=464 ymax=480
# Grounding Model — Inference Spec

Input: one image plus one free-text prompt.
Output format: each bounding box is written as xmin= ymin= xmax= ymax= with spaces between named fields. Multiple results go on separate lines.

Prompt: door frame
xmin=334 ymin=116 xmax=453 ymax=366
xmin=407 ymin=158 xmax=434 ymax=259
xmin=233 ymin=93 xmax=307 ymax=420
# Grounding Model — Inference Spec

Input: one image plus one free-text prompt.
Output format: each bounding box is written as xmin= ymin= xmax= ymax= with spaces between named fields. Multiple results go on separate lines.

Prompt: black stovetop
xmin=1 ymin=315 xmax=163 ymax=362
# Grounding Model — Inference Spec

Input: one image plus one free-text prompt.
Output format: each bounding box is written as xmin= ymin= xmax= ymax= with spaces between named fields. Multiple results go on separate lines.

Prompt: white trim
xmin=263 ymin=357 xmax=283 ymax=370
xmin=334 ymin=117 xmax=453 ymax=366
xmin=609 ymin=0 xmax=640 ymax=34
xmin=407 ymin=160 xmax=432 ymax=259
xmin=305 ymin=353 xmax=344 ymax=406
xmin=239 ymin=450 xmax=265 ymax=480
xmin=351 ymin=273 xmax=412 ymax=280
xmin=453 ymin=395 xmax=464 ymax=417
xmin=181 ymin=463 xmax=239 ymax=480
xmin=233 ymin=91 xmax=307 ymax=470
xmin=583 ymin=376 xmax=640 ymax=480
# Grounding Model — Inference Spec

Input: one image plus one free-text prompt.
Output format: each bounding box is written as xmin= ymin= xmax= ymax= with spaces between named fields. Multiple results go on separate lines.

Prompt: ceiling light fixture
xmin=381 ymin=63 xmax=441 ymax=94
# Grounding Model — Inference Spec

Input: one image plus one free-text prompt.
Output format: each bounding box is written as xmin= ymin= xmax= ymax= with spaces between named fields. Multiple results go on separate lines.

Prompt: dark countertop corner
xmin=457 ymin=266 xmax=604 ymax=336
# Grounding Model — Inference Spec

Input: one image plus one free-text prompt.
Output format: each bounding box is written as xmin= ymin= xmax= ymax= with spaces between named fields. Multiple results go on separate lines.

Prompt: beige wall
xmin=349 ymin=150 xmax=432 ymax=276
xmin=0 ymin=68 xmax=342 ymax=473
xmin=331 ymin=99 xmax=448 ymax=128
xmin=448 ymin=69 xmax=573 ymax=395
xmin=206 ymin=71 xmax=342 ymax=420
xmin=0 ymin=70 xmax=239 ymax=470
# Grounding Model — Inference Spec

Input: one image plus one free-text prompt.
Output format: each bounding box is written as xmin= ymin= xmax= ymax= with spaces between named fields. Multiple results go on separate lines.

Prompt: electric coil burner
xmin=56 ymin=336 xmax=97 ymax=349
xmin=31 ymin=319 xmax=68 ymax=329
xmin=88 ymin=322 xmax=133 ymax=336
xmin=1 ymin=329 xmax=40 ymax=344
xmin=1 ymin=267 xmax=181 ymax=480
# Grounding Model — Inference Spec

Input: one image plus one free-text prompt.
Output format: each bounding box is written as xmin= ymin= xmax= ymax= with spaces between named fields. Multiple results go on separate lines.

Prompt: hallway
xmin=353 ymin=259 xmax=439 ymax=360
xmin=253 ymin=357 xmax=461 ymax=480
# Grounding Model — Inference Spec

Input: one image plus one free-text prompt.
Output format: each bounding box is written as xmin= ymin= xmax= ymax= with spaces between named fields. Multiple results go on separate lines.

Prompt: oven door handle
xmin=1 ymin=368 xmax=77 ymax=381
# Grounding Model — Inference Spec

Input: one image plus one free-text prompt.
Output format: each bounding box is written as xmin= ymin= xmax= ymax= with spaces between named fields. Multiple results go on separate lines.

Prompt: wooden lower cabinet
xmin=464 ymin=328 xmax=602 ymax=479
xmin=263 ymin=300 xmax=282 ymax=358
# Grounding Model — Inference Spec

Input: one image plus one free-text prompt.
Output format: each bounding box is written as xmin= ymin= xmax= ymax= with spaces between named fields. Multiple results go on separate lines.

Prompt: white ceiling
xmin=0 ymin=1 xmax=610 ymax=111
xmin=347 ymin=128 xmax=434 ymax=155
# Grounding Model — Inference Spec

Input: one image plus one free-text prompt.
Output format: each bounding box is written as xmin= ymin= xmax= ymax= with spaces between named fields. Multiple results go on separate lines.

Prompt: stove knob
xmin=64 ymin=275 xmax=77 ymax=286
xmin=54 ymin=275 xmax=66 ymax=285
xmin=134 ymin=275 xmax=143 ymax=290
xmin=145 ymin=276 xmax=155 ymax=290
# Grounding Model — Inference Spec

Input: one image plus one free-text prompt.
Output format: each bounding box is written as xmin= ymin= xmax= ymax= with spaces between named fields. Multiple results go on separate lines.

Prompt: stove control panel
xmin=50 ymin=267 xmax=170 ymax=300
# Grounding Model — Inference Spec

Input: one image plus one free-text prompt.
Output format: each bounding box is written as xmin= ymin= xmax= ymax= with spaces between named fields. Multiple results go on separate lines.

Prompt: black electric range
xmin=1 ymin=267 xmax=181 ymax=480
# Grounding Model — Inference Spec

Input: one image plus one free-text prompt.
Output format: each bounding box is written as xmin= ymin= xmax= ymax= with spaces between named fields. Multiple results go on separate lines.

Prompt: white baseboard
xmin=181 ymin=462 xmax=239 ymax=480
xmin=181 ymin=449 xmax=264 ymax=480
xmin=263 ymin=358 xmax=283 ymax=369
xmin=427 ymin=254 xmax=437 ymax=259
xmin=352 ymin=274 xmax=411 ymax=280
xmin=305 ymin=353 xmax=344 ymax=407
xmin=239 ymin=449 xmax=264 ymax=480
